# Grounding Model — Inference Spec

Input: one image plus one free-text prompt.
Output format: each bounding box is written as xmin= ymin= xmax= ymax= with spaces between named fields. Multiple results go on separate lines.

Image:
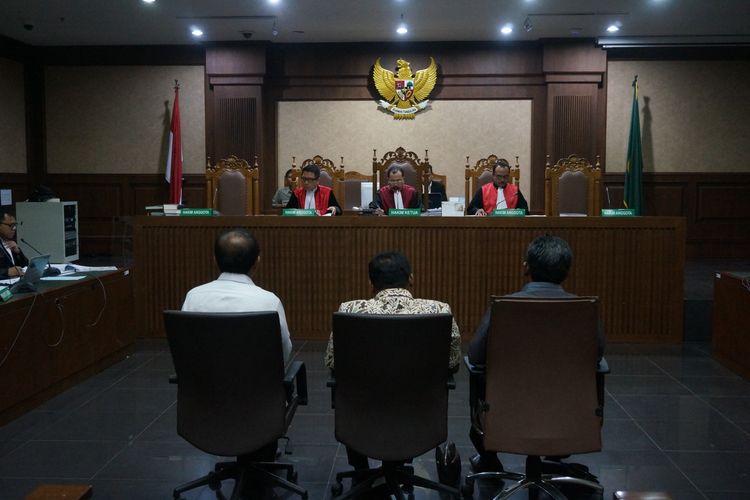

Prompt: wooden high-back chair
xmin=544 ymin=154 xmax=602 ymax=216
xmin=206 ymin=155 xmax=260 ymax=215
xmin=292 ymin=155 xmax=345 ymax=201
xmin=339 ymin=170 xmax=375 ymax=210
xmin=372 ymin=147 xmax=430 ymax=207
xmin=465 ymin=155 xmax=520 ymax=204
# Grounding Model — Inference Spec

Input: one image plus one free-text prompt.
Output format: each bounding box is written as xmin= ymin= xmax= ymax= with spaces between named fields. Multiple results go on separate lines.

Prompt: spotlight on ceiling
xmin=396 ymin=24 xmax=408 ymax=35
xmin=142 ymin=0 xmax=156 ymax=4
xmin=500 ymin=24 xmax=513 ymax=35
xmin=191 ymin=28 xmax=203 ymax=37
xmin=607 ymin=24 xmax=620 ymax=33
xmin=523 ymin=17 xmax=533 ymax=32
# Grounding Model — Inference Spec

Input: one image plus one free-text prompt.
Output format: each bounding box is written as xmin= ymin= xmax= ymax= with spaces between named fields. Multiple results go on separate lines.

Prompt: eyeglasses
xmin=388 ymin=178 xmax=405 ymax=184
xmin=301 ymin=176 xmax=319 ymax=183
xmin=1 ymin=222 xmax=18 ymax=230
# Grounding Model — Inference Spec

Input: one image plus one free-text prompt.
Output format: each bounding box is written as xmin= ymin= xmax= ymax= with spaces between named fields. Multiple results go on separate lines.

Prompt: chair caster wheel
xmin=331 ymin=482 xmax=343 ymax=497
xmin=287 ymin=469 xmax=298 ymax=482
xmin=461 ymin=481 xmax=474 ymax=498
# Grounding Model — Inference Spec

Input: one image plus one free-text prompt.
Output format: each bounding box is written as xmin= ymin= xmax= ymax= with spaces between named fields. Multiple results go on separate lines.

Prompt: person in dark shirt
xmin=466 ymin=234 xmax=605 ymax=473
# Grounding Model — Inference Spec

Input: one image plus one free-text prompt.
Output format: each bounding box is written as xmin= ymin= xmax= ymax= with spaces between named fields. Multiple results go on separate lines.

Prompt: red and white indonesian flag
xmin=165 ymin=84 xmax=183 ymax=204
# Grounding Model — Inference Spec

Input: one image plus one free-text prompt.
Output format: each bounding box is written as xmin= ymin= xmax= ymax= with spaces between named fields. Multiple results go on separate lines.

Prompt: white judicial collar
xmin=304 ymin=190 xmax=316 ymax=209
xmin=394 ymin=190 xmax=404 ymax=209
xmin=496 ymin=186 xmax=507 ymax=210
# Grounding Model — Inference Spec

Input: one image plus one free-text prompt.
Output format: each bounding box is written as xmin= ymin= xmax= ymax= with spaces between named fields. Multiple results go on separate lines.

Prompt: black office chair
xmin=163 ymin=311 xmax=308 ymax=500
xmin=327 ymin=312 xmax=461 ymax=499
xmin=463 ymin=297 xmax=605 ymax=500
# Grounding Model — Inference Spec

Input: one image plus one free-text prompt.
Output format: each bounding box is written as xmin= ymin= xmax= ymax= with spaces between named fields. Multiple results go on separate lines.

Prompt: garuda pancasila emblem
xmin=373 ymin=57 xmax=437 ymax=119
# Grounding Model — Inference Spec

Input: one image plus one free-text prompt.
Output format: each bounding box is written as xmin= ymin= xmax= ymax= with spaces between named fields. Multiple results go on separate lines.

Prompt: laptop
xmin=10 ymin=254 xmax=50 ymax=294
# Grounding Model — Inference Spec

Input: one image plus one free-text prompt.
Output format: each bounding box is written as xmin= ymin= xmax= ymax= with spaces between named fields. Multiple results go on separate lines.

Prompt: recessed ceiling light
xmin=397 ymin=24 xmax=408 ymax=35
xmin=268 ymin=0 xmax=281 ymax=5
xmin=142 ymin=0 xmax=156 ymax=4
xmin=606 ymin=24 xmax=620 ymax=33
xmin=191 ymin=28 xmax=203 ymax=37
xmin=500 ymin=24 xmax=513 ymax=35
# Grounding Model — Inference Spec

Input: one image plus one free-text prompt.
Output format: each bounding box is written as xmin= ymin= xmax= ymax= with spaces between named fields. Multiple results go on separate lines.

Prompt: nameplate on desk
xmin=282 ymin=209 xmax=317 ymax=216
xmin=388 ymin=208 xmax=420 ymax=217
xmin=491 ymin=209 xmax=526 ymax=217
xmin=0 ymin=286 xmax=11 ymax=302
xmin=180 ymin=208 xmax=214 ymax=216
xmin=601 ymin=209 xmax=636 ymax=217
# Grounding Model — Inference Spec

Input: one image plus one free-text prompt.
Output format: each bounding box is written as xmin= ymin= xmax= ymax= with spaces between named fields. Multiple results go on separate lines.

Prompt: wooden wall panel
xmin=604 ymin=172 xmax=750 ymax=258
xmin=553 ymin=95 xmax=594 ymax=159
xmin=133 ymin=216 xmax=685 ymax=344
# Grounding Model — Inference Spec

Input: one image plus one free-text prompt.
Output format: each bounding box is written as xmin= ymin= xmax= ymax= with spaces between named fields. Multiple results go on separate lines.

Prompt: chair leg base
xmin=173 ymin=460 xmax=307 ymax=500
xmin=332 ymin=462 xmax=460 ymax=499
xmin=465 ymin=471 xmax=603 ymax=500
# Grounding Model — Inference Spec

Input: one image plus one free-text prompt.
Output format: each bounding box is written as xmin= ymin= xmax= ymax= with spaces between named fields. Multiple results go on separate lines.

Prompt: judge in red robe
xmin=371 ymin=165 xmax=421 ymax=215
xmin=467 ymin=159 xmax=528 ymax=216
xmin=286 ymin=164 xmax=342 ymax=215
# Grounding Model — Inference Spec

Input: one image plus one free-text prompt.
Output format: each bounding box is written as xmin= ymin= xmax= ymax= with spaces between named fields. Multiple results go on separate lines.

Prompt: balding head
xmin=214 ymin=229 xmax=260 ymax=274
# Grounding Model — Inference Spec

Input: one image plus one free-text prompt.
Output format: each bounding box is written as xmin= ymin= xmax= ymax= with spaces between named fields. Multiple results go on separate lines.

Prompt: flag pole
xmin=165 ymin=80 xmax=183 ymax=205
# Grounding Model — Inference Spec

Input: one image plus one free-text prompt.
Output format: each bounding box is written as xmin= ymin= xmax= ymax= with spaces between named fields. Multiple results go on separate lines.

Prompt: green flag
xmin=623 ymin=75 xmax=643 ymax=215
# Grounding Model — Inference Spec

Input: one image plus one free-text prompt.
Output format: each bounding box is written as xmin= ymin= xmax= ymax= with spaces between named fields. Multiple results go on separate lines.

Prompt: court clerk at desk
xmin=285 ymin=164 xmax=342 ymax=215
xmin=0 ymin=207 xmax=28 ymax=278
xmin=466 ymin=158 xmax=528 ymax=216
xmin=370 ymin=165 xmax=421 ymax=215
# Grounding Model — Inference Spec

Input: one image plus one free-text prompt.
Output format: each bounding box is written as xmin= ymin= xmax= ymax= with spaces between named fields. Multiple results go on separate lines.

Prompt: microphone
xmin=605 ymin=186 xmax=612 ymax=209
xmin=20 ymin=238 xmax=61 ymax=276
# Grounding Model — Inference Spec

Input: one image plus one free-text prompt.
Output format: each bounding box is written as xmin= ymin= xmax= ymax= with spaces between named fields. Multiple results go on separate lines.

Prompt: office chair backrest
xmin=483 ymin=297 xmax=601 ymax=457
xmin=332 ymin=312 xmax=453 ymax=462
xmin=164 ymin=310 xmax=287 ymax=457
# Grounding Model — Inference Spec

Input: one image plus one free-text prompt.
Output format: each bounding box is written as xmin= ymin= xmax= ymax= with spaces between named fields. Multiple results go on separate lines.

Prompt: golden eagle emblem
xmin=373 ymin=57 xmax=437 ymax=119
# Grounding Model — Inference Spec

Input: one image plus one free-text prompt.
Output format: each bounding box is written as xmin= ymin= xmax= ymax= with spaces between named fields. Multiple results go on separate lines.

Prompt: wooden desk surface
xmin=0 ymin=270 xmax=135 ymax=424
xmin=132 ymin=216 xmax=685 ymax=344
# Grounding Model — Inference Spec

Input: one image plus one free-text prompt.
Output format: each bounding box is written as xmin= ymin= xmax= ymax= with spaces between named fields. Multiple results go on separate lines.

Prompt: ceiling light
xmin=268 ymin=0 xmax=281 ymax=4
xmin=397 ymin=24 xmax=408 ymax=35
xmin=142 ymin=0 xmax=156 ymax=4
xmin=500 ymin=24 xmax=513 ymax=35
xmin=191 ymin=28 xmax=203 ymax=37
xmin=523 ymin=17 xmax=533 ymax=32
xmin=606 ymin=24 xmax=620 ymax=33
xmin=272 ymin=22 xmax=279 ymax=36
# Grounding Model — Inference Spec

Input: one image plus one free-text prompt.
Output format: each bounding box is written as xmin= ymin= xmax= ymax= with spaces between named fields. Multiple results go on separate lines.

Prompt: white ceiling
xmin=1 ymin=0 xmax=748 ymax=47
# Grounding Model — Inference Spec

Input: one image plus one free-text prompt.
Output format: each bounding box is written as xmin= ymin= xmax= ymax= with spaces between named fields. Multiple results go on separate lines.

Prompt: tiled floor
xmin=2 ymin=258 xmax=750 ymax=499
xmin=2 ymin=340 xmax=750 ymax=499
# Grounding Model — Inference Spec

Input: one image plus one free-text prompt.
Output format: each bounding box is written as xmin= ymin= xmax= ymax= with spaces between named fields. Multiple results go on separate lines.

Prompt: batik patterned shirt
xmin=324 ymin=288 xmax=462 ymax=369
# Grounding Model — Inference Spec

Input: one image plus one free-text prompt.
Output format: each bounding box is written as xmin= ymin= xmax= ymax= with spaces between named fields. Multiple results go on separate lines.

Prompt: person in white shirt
xmin=181 ymin=228 xmax=293 ymax=363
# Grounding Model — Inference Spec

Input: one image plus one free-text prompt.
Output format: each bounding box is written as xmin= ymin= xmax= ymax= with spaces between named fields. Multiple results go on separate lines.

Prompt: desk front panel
xmin=0 ymin=271 xmax=135 ymax=423
xmin=133 ymin=216 xmax=685 ymax=344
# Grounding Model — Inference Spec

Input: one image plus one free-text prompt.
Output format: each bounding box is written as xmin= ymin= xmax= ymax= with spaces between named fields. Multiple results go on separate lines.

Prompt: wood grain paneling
xmin=133 ymin=216 xmax=685 ymax=345
xmin=553 ymin=95 xmax=593 ymax=160
xmin=604 ymin=172 xmax=750 ymax=258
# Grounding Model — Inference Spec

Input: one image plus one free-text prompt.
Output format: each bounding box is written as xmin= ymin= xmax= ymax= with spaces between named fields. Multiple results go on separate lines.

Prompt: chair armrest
xmin=464 ymin=355 xmax=486 ymax=375
xmin=284 ymin=360 xmax=308 ymax=406
xmin=447 ymin=373 xmax=456 ymax=390
xmin=168 ymin=374 xmax=178 ymax=384
xmin=597 ymin=356 xmax=610 ymax=375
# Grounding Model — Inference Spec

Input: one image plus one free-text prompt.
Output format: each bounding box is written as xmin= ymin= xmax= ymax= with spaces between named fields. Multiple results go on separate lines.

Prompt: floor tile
xmin=93 ymin=440 xmax=219 ymax=481
xmin=0 ymin=440 xmax=125 ymax=478
xmin=706 ymin=396 xmax=750 ymax=423
xmin=613 ymin=394 xmax=715 ymax=421
xmin=601 ymin=419 xmax=658 ymax=451
xmin=605 ymin=375 xmax=691 ymax=396
xmin=638 ymin=417 xmax=750 ymax=451
xmin=667 ymin=451 xmax=750 ymax=493
xmin=680 ymin=376 xmax=750 ymax=397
